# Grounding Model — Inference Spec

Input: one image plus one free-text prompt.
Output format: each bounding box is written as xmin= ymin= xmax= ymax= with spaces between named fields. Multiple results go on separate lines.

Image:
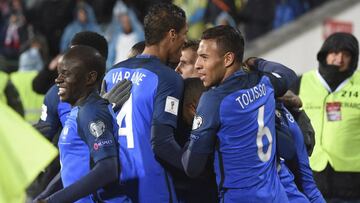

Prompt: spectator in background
xmin=59 ymin=1 xmax=101 ymax=53
xmin=203 ymin=0 xmax=238 ymax=29
xmin=19 ymin=35 xmax=48 ymax=72
xmin=293 ymin=32 xmax=360 ymax=202
xmin=175 ymin=40 xmax=201 ymax=79
xmin=173 ymin=0 xmax=207 ymax=40
xmin=237 ymin=0 xmax=276 ymax=41
xmin=0 ymin=0 xmax=30 ymax=72
xmin=26 ymin=0 xmax=74 ymax=57
xmin=106 ymin=0 xmax=144 ymax=68
xmin=10 ymin=34 xmax=45 ymax=123
xmin=88 ymin=0 xmax=117 ymax=27
xmin=273 ymin=0 xmax=309 ymax=29
xmin=215 ymin=11 xmax=237 ymax=28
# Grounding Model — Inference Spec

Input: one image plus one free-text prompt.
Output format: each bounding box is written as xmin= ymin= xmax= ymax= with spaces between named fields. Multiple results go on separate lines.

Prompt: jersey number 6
xmin=256 ymin=105 xmax=273 ymax=162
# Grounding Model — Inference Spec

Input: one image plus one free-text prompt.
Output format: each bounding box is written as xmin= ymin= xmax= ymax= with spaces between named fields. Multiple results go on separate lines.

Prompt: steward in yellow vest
xmin=296 ymin=32 xmax=360 ymax=200
xmin=10 ymin=71 xmax=44 ymax=124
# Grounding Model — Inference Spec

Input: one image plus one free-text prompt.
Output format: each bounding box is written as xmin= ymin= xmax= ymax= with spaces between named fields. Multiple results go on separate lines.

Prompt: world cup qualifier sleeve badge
xmin=326 ymin=102 xmax=341 ymax=121
xmin=89 ymin=120 xmax=106 ymax=138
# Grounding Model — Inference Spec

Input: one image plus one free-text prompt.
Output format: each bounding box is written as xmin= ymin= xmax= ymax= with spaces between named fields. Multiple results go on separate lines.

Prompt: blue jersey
xmin=58 ymin=92 xmax=122 ymax=203
xmin=278 ymin=160 xmax=310 ymax=203
xmin=103 ymin=55 xmax=182 ymax=203
xmin=39 ymin=85 xmax=71 ymax=138
xmin=41 ymin=86 xmax=136 ymax=202
xmin=277 ymin=104 xmax=325 ymax=203
xmin=189 ymin=70 xmax=288 ymax=202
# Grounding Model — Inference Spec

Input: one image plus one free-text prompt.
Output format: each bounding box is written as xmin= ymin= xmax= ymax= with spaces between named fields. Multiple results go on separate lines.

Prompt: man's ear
xmin=86 ymin=71 xmax=98 ymax=85
xmin=169 ymin=29 xmax=177 ymax=42
xmin=224 ymin=52 xmax=235 ymax=68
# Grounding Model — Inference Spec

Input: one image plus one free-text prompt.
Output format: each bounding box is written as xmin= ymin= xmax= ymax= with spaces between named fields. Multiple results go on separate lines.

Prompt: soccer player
xmin=102 ymin=3 xmax=187 ymax=202
xmin=276 ymin=102 xmax=325 ymax=203
xmin=36 ymin=45 xmax=124 ymax=202
xmin=181 ymin=25 xmax=297 ymax=202
xmin=34 ymin=32 xmax=132 ymax=202
xmin=175 ymin=40 xmax=201 ymax=79
xmin=29 ymin=31 xmax=112 ymax=199
xmin=37 ymin=31 xmax=110 ymax=139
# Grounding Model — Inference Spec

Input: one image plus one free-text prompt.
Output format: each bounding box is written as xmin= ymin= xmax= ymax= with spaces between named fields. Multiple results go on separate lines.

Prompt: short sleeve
xmin=188 ymin=92 xmax=220 ymax=154
xmin=152 ymin=72 xmax=184 ymax=128
xmin=77 ymin=105 xmax=118 ymax=163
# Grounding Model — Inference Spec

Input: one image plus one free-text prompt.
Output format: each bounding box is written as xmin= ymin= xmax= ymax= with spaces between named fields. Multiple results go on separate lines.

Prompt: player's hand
xmin=292 ymin=109 xmax=315 ymax=156
xmin=278 ymin=90 xmax=302 ymax=109
xmin=243 ymin=57 xmax=258 ymax=71
xmin=100 ymin=79 xmax=132 ymax=112
xmin=33 ymin=122 xmax=52 ymax=138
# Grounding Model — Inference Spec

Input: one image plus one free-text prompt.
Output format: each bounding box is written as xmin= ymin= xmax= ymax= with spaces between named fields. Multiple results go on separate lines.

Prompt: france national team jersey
xmin=189 ymin=70 xmax=288 ymax=203
xmin=39 ymin=85 xmax=71 ymax=138
xmin=277 ymin=104 xmax=325 ymax=203
xmin=103 ymin=55 xmax=182 ymax=203
xmin=40 ymin=86 xmax=136 ymax=202
xmin=278 ymin=160 xmax=310 ymax=203
xmin=58 ymin=92 xmax=124 ymax=203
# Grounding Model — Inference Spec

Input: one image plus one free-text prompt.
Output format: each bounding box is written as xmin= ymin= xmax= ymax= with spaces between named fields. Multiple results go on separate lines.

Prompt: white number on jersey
xmin=256 ymin=105 xmax=273 ymax=162
xmin=116 ymin=94 xmax=134 ymax=148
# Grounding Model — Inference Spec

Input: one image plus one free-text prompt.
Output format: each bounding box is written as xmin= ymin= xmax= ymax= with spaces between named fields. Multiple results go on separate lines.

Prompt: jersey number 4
xmin=116 ymin=94 xmax=134 ymax=148
xmin=256 ymin=105 xmax=273 ymax=162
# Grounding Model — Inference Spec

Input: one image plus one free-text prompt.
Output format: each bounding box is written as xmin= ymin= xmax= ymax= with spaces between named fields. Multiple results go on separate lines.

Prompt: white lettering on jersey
xmin=112 ymin=71 xmax=146 ymax=85
xmin=236 ymin=83 xmax=267 ymax=109
xmin=40 ymin=104 xmax=48 ymax=121
xmin=192 ymin=115 xmax=203 ymax=130
xmin=164 ymin=96 xmax=179 ymax=116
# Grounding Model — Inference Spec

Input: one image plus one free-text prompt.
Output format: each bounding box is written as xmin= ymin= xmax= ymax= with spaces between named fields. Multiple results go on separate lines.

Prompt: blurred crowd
xmin=0 ymin=0 xmax=330 ymax=74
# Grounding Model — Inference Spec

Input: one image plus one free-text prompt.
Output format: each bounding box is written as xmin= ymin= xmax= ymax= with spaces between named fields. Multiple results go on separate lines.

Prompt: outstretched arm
xmin=245 ymin=58 xmax=298 ymax=97
xmin=40 ymin=157 xmax=118 ymax=203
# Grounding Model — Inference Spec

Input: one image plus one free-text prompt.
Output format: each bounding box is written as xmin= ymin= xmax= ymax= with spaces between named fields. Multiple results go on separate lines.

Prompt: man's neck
xmin=73 ymin=88 xmax=95 ymax=107
xmin=142 ymin=43 xmax=168 ymax=63
xmin=221 ymin=63 xmax=241 ymax=83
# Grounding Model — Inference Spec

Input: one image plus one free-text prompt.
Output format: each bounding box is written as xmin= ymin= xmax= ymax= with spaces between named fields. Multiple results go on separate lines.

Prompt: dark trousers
xmin=313 ymin=164 xmax=360 ymax=201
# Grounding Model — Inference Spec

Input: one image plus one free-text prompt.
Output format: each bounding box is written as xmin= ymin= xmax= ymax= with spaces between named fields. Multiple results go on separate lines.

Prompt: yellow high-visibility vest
xmin=299 ymin=70 xmax=360 ymax=172
xmin=10 ymin=71 xmax=44 ymax=124
xmin=0 ymin=102 xmax=57 ymax=203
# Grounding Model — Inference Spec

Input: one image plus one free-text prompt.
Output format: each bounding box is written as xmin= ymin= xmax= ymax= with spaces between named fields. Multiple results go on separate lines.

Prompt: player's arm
xmin=151 ymin=74 xmax=184 ymax=170
xmin=275 ymin=104 xmax=296 ymax=160
xmin=288 ymin=109 xmax=315 ymax=156
xmin=35 ymin=85 xmax=62 ymax=140
xmin=151 ymin=124 xmax=184 ymax=169
xmin=42 ymin=157 xmax=118 ymax=203
xmin=43 ymin=104 xmax=119 ymax=203
xmin=182 ymin=93 xmax=219 ymax=177
xmin=245 ymin=58 xmax=298 ymax=97
xmin=34 ymin=172 xmax=63 ymax=201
